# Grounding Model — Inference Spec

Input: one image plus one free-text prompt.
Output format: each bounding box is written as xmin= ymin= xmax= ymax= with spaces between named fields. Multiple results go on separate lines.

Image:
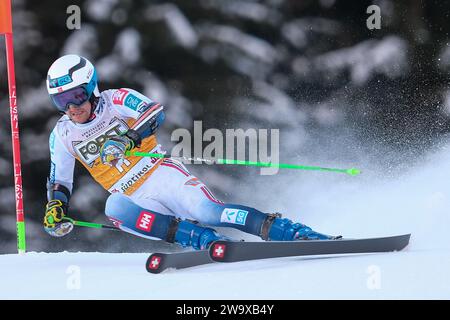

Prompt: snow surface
xmin=0 ymin=246 xmax=448 ymax=299
xmin=2 ymin=138 xmax=450 ymax=300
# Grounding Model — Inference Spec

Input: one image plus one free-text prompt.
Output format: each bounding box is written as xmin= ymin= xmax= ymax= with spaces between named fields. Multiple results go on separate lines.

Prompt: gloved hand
xmin=43 ymin=199 xmax=73 ymax=237
xmin=100 ymin=129 xmax=142 ymax=167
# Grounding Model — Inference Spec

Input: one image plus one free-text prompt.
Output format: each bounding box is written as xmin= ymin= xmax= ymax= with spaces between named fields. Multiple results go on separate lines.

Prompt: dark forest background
xmin=1 ymin=0 xmax=450 ymax=253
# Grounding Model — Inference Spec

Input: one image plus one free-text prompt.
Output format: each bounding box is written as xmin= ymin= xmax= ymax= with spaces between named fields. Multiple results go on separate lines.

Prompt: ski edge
xmin=208 ymin=233 xmax=412 ymax=263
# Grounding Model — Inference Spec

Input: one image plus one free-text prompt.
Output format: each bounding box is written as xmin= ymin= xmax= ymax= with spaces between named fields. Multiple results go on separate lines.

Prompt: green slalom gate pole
xmin=126 ymin=151 xmax=361 ymax=176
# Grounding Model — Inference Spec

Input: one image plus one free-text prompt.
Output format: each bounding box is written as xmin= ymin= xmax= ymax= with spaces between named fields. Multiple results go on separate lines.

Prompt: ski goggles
xmin=50 ymin=86 xmax=91 ymax=112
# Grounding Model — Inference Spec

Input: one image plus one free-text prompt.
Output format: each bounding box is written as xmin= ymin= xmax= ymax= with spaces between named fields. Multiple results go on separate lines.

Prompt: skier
xmin=43 ymin=54 xmax=338 ymax=250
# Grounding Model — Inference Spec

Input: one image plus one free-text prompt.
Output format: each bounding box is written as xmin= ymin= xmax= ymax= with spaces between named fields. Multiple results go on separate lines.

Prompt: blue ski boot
xmin=174 ymin=219 xmax=225 ymax=250
xmin=260 ymin=213 xmax=340 ymax=241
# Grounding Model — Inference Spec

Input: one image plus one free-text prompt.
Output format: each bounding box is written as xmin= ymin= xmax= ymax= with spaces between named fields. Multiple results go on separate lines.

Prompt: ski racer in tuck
xmin=44 ymin=54 xmax=338 ymax=250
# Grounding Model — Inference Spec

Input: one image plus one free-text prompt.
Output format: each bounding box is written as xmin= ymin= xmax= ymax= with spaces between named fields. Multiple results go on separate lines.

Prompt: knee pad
xmin=105 ymin=193 xmax=130 ymax=220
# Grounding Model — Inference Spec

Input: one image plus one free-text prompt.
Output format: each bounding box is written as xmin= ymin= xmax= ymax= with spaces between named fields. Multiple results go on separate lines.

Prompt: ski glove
xmin=44 ymin=199 xmax=73 ymax=237
xmin=100 ymin=129 xmax=142 ymax=167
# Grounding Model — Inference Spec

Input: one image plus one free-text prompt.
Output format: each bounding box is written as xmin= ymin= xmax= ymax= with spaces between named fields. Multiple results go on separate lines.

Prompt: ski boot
xmin=174 ymin=219 xmax=226 ymax=250
xmin=260 ymin=213 xmax=341 ymax=241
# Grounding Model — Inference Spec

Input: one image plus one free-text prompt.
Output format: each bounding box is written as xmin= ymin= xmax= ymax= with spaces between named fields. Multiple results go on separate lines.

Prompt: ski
xmin=209 ymin=234 xmax=411 ymax=263
xmin=146 ymin=249 xmax=212 ymax=274
xmin=146 ymin=234 xmax=411 ymax=273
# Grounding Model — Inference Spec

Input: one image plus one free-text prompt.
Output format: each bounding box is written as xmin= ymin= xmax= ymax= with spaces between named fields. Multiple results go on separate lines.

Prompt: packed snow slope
xmin=1 ymin=146 xmax=450 ymax=299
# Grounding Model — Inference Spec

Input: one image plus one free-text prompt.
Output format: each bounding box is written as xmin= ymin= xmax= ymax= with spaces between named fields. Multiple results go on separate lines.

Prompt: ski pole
xmin=63 ymin=217 xmax=120 ymax=231
xmin=125 ymin=151 xmax=361 ymax=176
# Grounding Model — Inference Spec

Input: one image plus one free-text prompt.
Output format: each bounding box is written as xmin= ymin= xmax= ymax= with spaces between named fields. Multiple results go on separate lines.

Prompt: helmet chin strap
xmin=86 ymin=95 xmax=99 ymax=122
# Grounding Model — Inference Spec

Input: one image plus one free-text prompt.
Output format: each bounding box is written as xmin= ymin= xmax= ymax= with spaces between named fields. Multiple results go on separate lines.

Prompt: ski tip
xmin=373 ymin=233 xmax=411 ymax=251
xmin=393 ymin=233 xmax=411 ymax=240
xmin=377 ymin=233 xmax=411 ymax=252
xmin=399 ymin=233 xmax=412 ymax=249
xmin=146 ymin=253 xmax=165 ymax=274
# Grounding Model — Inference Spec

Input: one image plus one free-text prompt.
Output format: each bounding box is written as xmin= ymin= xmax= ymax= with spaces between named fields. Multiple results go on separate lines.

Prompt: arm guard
xmin=47 ymin=179 xmax=71 ymax=208
xmin=131 ymin=104 xmax=165 ymax=139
